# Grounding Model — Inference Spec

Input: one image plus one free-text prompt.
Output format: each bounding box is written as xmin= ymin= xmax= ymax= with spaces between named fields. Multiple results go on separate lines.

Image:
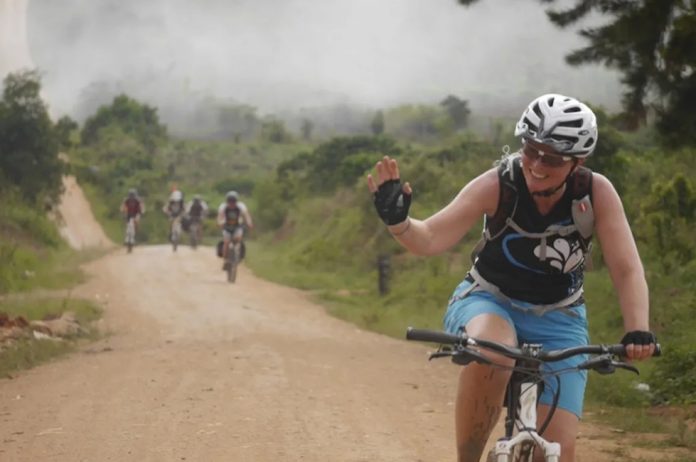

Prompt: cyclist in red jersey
xmin=120 ymin=189 xmax=145 ymax=232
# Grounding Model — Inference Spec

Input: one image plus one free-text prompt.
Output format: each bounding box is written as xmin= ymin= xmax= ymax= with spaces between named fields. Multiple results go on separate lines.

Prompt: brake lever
xmin=578 ymin=355 xmax=639 ymax=375
xmin=428 ymin=345 xmax=492 ymax=366
xmin=451 ymin=347 xmax=492 ymax=366
xmin=428 ymin=345 xmax=453 ymax=361
xmin=429 ymin=351 xmax=454 ymax=360
xmin=613 ymin=361 xmax=639 ymax=375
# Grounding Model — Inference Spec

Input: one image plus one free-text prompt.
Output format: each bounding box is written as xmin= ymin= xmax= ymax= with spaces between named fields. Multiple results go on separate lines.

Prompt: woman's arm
xmin=593 ymin=173 xmax=654 ymax=360
xmin=367 ymin=156 xmax=499 ymax=256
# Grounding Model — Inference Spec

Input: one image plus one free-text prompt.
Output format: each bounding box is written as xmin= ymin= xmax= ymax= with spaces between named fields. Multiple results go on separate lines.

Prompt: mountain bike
xmin=124 ymin=217 xmax=136 ymax=253
xmin=224 ymin=240 xmax=241 ymax=283
xmin=189 ymin=218 xmax=202 ymax=249
xmin=170 ymin=216 xmax=182 ymax=252
xmin=405 ymin=327 xmax=661 ymax=462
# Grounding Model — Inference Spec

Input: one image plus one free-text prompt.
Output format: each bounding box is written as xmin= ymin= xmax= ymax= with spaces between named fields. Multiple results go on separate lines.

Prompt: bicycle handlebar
xmin=406 ymin=327 xmax=661 ymax=361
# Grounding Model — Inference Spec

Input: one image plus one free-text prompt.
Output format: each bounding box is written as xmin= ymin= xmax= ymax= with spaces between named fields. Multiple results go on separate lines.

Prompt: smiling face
xmin=520 ymin=140 xmax=579 ymax=196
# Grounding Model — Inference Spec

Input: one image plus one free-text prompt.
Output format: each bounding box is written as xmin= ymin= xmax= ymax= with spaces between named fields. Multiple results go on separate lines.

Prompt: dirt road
xmin=0 ymin=245 xmax=462 ymax=461
xmin=56 ymin=176 xmax=112 ymax=250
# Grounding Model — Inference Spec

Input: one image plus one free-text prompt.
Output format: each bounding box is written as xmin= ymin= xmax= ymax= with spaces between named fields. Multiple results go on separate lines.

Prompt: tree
xmin=260 ymin=118 xmax=291 ymax=144
xmin=384 ymin=104 xmax=453 ymax=140
xmin=217 ymin=104 xmax=260 ymax=140
xmin=0 ymin=71 xmax=64 ymax=203
xmin=440 ymin=95 xmax=471 ymax=130
xmin=82 ymin=94 xmax=167 ymax=152
xmin=55 ymin=116 xmax=78 ymax=149
xmin=371 ymin=110 xmax=385 ymax=136
xmin=301 ymin=118 xmax=314 ymax=141
xmin=458 ymin=0 xmax=696 ymax=146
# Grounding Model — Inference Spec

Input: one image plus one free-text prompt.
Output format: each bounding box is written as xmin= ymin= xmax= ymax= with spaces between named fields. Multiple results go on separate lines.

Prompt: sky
xmin=22 ymin=0 xmax=621 ymax=122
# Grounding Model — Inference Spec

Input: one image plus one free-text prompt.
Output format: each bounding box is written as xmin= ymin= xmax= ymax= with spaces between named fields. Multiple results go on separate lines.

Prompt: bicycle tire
xmin=512 ymin=442 xmax=534 ymax=462
xmin=227 ymin=246 xmax=238 ymax=283
xmin=125 ymin=220 xmax=135 ymax=253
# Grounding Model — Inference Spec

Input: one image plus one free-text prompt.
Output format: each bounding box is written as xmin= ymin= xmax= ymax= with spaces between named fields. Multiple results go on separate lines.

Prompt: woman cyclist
xmin=367 ymin=94 xmax=657 ymax=462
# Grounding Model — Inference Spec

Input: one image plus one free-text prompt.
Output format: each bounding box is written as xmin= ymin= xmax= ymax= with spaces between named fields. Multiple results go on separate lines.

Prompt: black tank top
xmin=474 ymin=157 xmax=592 ymax=304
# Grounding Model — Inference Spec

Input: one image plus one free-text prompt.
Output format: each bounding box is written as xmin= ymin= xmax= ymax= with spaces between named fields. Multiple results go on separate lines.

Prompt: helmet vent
xmin=552 ymin=134 xmax=579 ymax=144
xmin=558 ymin=119 xmax=583 ymax=128
xmin=523 ymin=117 xmax=538 ymax=134
xmin=583 ymin=137 xmax=595 ymax=148
xmin=564 ymin=106 xmax=582 ymax=113
xmin=548 ymin=96 xmax=555 ymax=106
xmin=532 ymin=103 xmax=544 ymax=119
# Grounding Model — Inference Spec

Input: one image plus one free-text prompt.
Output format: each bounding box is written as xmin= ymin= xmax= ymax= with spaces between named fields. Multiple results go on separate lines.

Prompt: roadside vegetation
xmin=0 ymin=71 xmax=103 ymax=375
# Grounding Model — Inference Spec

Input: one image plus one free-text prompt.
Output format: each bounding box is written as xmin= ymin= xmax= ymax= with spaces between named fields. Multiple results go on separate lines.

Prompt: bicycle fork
xmin=494 ymin=363 xmax=561 ymax=461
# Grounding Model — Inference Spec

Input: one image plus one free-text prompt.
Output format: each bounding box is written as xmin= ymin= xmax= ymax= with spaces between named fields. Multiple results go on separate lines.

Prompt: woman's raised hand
xmin=367 ymin=156 xmax=412 ymax=225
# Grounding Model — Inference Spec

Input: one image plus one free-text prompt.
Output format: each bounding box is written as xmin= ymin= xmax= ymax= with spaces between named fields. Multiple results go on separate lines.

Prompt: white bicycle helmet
xmin=226 ymin=191 xmax=239 ymax=201
xmin=515 ymin=94 xmax=598 ymax=157
xmin=170 ymin=190 xmax=183 ymax=201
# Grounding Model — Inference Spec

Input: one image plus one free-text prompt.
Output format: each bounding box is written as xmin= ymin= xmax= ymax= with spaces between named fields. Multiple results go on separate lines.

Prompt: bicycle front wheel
xmin=512 ymin=442 xmax=534 ymax=462
xmin=227 ymin=247 xmax=238 ymax=283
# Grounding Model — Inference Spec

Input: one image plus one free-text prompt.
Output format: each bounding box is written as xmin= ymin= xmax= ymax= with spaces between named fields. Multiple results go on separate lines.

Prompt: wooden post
xmin=377 ymin=254 xmax=390 ymax=296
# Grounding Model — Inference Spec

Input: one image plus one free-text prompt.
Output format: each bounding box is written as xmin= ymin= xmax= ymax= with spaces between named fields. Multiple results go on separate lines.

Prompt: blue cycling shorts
xmin=443 ymin=280 xmax=589 ymax=418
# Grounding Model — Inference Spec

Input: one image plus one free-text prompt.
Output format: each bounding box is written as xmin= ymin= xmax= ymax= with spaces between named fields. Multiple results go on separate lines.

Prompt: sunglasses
xmin=521 ymin=143 xmax=572 ymax=168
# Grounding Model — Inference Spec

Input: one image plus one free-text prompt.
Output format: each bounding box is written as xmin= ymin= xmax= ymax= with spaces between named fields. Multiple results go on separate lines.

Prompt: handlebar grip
xmin=610 ymin=343 xmax=662 ymax=357
xmin=406 ymin=327 xmax=465 ymax=345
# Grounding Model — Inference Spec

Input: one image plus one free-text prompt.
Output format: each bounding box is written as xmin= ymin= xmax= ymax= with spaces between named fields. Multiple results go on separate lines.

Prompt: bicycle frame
xmin=170 ymin=216 xmax=183 ymax=251
xmin=493 ymin=353 xmax=561 ymax=462
xmin=405 ymin=328 xmax=658 ymax=462
xmin=125 ymin=217 xmax=136 ymax=252
xmin=225 ymin=239 xmax=240 ymax=283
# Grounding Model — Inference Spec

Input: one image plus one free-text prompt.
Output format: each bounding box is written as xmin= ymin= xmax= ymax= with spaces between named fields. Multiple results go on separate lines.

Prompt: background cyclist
xmin=162 ymin=189 xmax=185 ymax=241
xmin=186 ymin=194 xmax=209 ymax=240
xmin=217 ymin=191 xmax=254 ymax=269
xmin=120 ymin=188 xmax=145 ymax=234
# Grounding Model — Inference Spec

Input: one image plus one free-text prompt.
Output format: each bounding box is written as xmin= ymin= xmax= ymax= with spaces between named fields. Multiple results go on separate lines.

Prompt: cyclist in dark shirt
xmin=367 ymin=94 xmax=657 ymax=462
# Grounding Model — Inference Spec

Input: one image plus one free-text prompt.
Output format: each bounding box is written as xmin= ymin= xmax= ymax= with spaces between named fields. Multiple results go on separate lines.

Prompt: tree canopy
xmin=81 ymin=94 xmax=167 ymax=152
xmin=0 ymin=71 xmax=64 ymax=203
xmin=459 ymin=0 xmax=696 ymax=146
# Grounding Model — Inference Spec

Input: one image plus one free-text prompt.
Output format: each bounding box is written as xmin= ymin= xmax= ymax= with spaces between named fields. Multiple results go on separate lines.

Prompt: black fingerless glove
xmin=620 ymin=330 xmax=657 ymax=346
xmin=373 ymin=179 xmax=411 ymax=225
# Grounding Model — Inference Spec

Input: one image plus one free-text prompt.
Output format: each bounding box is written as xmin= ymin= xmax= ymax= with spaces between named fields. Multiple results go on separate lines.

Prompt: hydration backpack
xmin=470 ymin=154 xmax=594 ymax=264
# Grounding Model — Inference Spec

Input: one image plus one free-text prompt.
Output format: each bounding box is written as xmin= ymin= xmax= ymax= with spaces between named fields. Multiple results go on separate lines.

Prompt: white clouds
xmin=24 ymin=0 xmax=622 ymax=117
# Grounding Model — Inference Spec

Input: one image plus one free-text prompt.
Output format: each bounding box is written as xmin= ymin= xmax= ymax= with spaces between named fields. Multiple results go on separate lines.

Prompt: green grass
xmin=0 ymin=296 xmax=103 ymax=377
xmin=0 ymin=194 xmax=108 ymax=294
xmin=1 ymin=296 xmax=103 ymax=324
xmin=0 ymin=339 xmax=76 ymax=378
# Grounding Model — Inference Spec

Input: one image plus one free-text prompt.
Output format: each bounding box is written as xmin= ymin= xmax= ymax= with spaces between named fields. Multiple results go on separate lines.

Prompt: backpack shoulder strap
xmin=486 ymin=155 xmax=520 ymax=239
xmin=569 ymin=166 xmax=594 ymax=240
xmin=569 ymin=166 xmax=593 ymax=199
xmin=470 ymin=155 xmax=520 ymax=264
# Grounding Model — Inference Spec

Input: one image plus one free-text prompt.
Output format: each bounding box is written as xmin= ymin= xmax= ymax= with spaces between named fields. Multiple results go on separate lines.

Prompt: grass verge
xmin=246 ymin=239 xmax=694 ymax=452
xmin=0 ymin=296 xmax=103 ymax=378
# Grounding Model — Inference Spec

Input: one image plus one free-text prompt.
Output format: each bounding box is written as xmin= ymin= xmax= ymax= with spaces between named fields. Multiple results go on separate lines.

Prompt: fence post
xmin=377 ymin=254 xmax=391 ymax=296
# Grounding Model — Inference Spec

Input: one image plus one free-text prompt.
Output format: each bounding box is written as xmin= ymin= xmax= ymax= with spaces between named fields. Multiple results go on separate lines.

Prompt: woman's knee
xmin=464 ymin=313 xmax=517 ymax=368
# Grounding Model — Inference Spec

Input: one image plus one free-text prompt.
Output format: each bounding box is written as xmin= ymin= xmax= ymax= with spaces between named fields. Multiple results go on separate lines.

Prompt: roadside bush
xmin=650 ymin=346 xmax=696 ymax=404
